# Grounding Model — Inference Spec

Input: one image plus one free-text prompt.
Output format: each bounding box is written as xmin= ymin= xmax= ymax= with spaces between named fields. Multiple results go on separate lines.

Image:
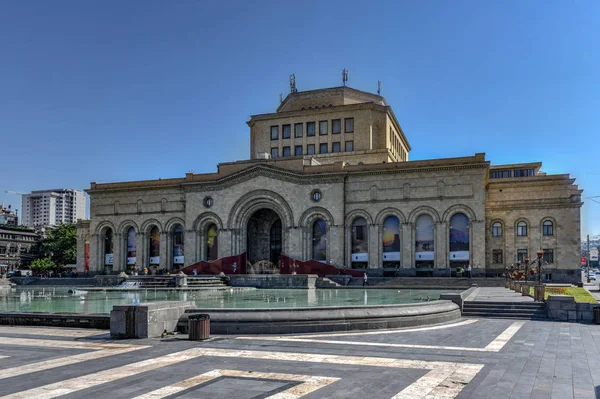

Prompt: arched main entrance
xmin=246 ymin=208 xmax=282 ymax=265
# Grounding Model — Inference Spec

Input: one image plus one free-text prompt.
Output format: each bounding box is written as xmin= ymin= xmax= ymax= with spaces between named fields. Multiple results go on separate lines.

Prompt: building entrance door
xmin=246 ymin=208 xmax=282 ymax=265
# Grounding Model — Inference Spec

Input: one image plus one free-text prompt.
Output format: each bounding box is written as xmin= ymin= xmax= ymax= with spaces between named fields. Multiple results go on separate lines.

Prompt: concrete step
xmin=465 ymin=301 xmax=542 ymax=307
xmin=464 ymin=303 xmax=545 ymax=309
xmin=462 ymin=311 xmax=547 ymax=319
xmin=463 ymin=308 xmax=547 ymax=315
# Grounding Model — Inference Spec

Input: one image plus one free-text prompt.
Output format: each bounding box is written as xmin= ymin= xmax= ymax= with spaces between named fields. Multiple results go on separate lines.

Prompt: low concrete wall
xmin=326 ymin=276 xmax=499 ymax=288
xmin=546 ymin=295 xmax=597 ymax=322
xmin=178 ymin=300 xmax=460 ymax=334
xmin=228 ymin=274 xmax=318 ymax=289
xmin=11 ymin=277 xmax=97 ymax=286
xmin=110 ymin=301 xmax=193 ymax=338
xmin=439 ymin=287 xmax=478 ymax=312
xmin=0 ymin=312 xmax=109 ymax=329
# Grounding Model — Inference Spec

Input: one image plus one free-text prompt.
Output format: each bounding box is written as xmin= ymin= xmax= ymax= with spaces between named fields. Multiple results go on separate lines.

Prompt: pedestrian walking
xmin=193 ymin=268 xmax=197 ymax=276
xmin=467 ymin=264 xmax=472 ymax=280
xmin=363 ymin=272 xmax=369 ymax=286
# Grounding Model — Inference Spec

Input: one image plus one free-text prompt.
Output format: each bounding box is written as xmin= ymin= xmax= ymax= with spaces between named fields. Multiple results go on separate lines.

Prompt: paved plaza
xmin=0 ymin=317 xmax=599 ymax=399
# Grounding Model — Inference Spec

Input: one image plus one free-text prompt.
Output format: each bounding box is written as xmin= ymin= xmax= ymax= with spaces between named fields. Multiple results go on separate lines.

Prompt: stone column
xmin=329 ymin=225 xmax=344 ymax=267
xmin=369 ymin=224 xmax=379 ymax=269
xmin=402 ymin=222 xmax=413 ymax=268
xmin=184 ymin=229 xmax=196 ymax=266
xmin=287 ymin=226 xmax=302 ymax=259
xmin=471 ymin=220 xmax=486 ymax=269
xmin=218 ymin=229 xmax=232 ymax=259
xmin=159 ymin=231 xmax=168 ymax=271
xmin=136 ymin=232 xmax=145 ymax=271
xmin=113 ymin=233 xmax=122 ymax=272
xmin=90 ymin=234 xmax=99 ymax=273
xmin=435 ymin=222 xmax=446 ymax=269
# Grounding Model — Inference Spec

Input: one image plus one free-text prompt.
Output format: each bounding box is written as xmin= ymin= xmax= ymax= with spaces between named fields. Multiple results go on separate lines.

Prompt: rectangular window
xmin=319 ymin=120 xmax=328 ymax=135
xmin=294 ymin=145 xmax=302 ymax=156
xmin=0 ymin=247 xmax=6 ymax=255
xmin=332 ymin=119 xmax=341 ymax=134
xmin=489 ymin=170 xmax=511 ymax=178
xmin=294 ymin=123 xmax=303 ymax=138
xmin=345 ymin=141 xmax=354 ymax=152
xmin=492 ymin=249 xmax=503 ymax=264
xmin=332 ymin=142 xmax=341 ymax=153
xmin=345 ymin=118 xmax=354 ymax=133
xmin=307 ymin=144 xmax=315 ymax=155
xmin=319 ymin=143 xmax=328 ymax=154
xmin=517 ymin=249 xmax=528 ymax=263
xmin=307 ymin=122 xmax=316 ymax=137
xmin=543 ymin=249 xmax=554 ymax=264
xmin=270 ymin=126 xmax=279 ymax=140
xmin=514 ymin=169 xmax=534 ymax=177
xmin=270 ymin=147 xmax=279 ymax=158
xmin=9 ymin=247 xmax=17 ymax=254
xmin=282 ymin=146 xmax=291 ymax=157
xmin=282 ymin=124 xmax=291 ymax=139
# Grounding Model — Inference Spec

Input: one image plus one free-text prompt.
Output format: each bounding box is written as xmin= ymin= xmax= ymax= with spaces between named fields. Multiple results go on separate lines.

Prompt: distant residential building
xmin=0 ymin=225 xmax=41 ymax=271
xmin=0 ymin=205 xmax=18 ymax=226
xmin=21 ymin=189 xmax=86 ymax=227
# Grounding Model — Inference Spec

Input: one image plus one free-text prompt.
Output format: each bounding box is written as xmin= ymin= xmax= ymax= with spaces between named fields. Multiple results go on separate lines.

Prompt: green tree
xmin=30 ymin=257 xmax=57 ymax=271
xmin=40 ymin=223 xmax=77 ymax=265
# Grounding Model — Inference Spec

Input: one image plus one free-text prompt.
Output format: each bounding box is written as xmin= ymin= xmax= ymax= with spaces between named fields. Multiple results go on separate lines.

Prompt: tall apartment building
xmin=21 ymin=189 xmax=86 ymax=227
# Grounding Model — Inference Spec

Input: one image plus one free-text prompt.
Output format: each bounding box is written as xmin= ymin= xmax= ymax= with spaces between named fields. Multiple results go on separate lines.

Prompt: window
xmin=307 ymin=122 xmax=315 ymax=137
xmin=9 ymin=247 xmax=17 ymax=254
xmin=294 ymin=145 xmax=303 ymax=156
xmin=282 ymin=124 xmax=291 ymax=139
xmin=489 ymin=170 xmax=511 ymax=178
xmin=514 ymin=169 xmax=534 ymax=177
xmin=270 ymin=126 xmax=279 ymax=140
xmin=517 ymin=221 xmax=528 ymax=236
xmin=311 ymin=190 xmax=322 ymax=202
xmin=206 ymin=224 xmax=218 ymax=261
xmin=294 ymin=123 xmax=303 ymax=138
xmin=270 ymin=147 xmax=279 ymax=158
xmin=543 ymin=249 xmax=554 ymax=264
xmin=345 ymin=118 xmax=354 ymax=133
xmin=332 ymin=142 xmax=341 ymax=153
xmin=345 ymin=141 xmax=354 ymax=152
xmin=307 ymin=144 xmax=315 ymax=155
xmin=493 ymin=249 xmax=503 ymax=264
xmin=0 ymin=246 xmax=5 ymax=255
xmin=543 ymin=220 xmax=553 ymax=236
xmin=332 ymin=119 xmax=341 ymax=134
xmin=319 ymin=120 xmax=328 ymax=135
xmin=312 ymin=219 xmax=327 ymax=261
xmin=351 ymin=217 xmax=368 ymax=266
xmin=319 ymin=143 xmax=328 ymax=154
xmin=517 ymin=249 xmax=528 ymax=263
xmin=492 ymin=222 xmax=502 ymax=237
xmin=282 ymin=146 xmax=291 ymax=157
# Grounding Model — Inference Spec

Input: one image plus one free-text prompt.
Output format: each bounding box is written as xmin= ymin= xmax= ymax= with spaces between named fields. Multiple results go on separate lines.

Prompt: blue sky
xmin=0 ymin=1 xmax=598 ymax=238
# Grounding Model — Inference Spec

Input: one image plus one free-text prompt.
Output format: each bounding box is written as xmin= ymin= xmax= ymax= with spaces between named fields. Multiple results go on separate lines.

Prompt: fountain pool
xmin=0 ymin=286 xmax=461 ymax=314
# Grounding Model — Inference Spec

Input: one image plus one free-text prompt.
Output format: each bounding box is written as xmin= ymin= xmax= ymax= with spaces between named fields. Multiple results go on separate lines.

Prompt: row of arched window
xmin=491 ymin=220 xmax=554 ymax=238
xmin=101 ymin=223 xmax=220 ymax=269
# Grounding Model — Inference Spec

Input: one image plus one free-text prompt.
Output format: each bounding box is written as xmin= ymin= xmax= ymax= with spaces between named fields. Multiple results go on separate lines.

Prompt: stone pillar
xmin=136 ymin=232 xmax=146 ymax=271
xmin=436 ymin=221 xmax=448 ymax=269
xmin=369 ymin=224 xmax=379 ymax=269
xmin=287 ymin=226 xmax=302 ymax=259
xmin=329 ymin=225 xmax=344 ymax=267
xmin=90 ymin=234 xmax=99 ymax=273
xmin=218 ymin=229 xmax=232 ymax=259
xmin=471 ymin=220 xmax=486 ymax=269
xmin=113 ymin=233 xmax=122 ymax=272
xmin=184 ymin=229 xmax=196 ymax=266
xmin=402 ymin=222 xmax=413 ymax=268
xmin=159 ymin=231 xmax=168 ymax=271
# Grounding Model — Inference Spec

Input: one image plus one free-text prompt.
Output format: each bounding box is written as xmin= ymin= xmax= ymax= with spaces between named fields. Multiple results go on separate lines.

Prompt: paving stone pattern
xmin=0 ymin=317 xmax=599 ymax=399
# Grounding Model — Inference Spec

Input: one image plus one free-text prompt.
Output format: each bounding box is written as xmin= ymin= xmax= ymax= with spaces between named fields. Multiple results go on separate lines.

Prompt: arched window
xmin=149 ymin=226 xmax=160 ymax=265
xmin=491 ymin=222 xmax=502 ymax=237
xmin=312 ymin=219 xmax=327 ymax=261
xmin=543 ymin=220 xmax=553 ymax=236
xmin=206 ymin=224 xmax=218 ymax=261
xmin=172 ymin=224 xmax=184 ymax=266
xmin=517 ymin=221 xmax=528 ymax=236
xmin=269 ymin=220 xmax=282 ymax=264
xmin=415 ymin=214 xmax=434 ymax=265
xmin=382 ymin=216 xmax=401 ymax=267
xmin=126 ymin=227 xmax=136 ymax=266
xmin=449 ymin=213 xmax=470 ymax=264
xmin=351 ymin=217 xmax=368 ymax=267
xmin=104 ymin=228 xmax=114 ymax=266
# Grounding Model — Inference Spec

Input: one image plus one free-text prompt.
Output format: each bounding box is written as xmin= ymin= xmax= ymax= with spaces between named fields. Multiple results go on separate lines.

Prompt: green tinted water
xmin=0 ymin=287 xmax=459 ymax=314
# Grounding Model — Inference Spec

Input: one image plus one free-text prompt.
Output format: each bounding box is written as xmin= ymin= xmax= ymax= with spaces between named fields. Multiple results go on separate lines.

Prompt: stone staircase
xmin=462 ymin=301 xmax=548 ymax=320
xmin=315 ymin=277 xmax=341 ymax=288
xmin=124 ymin=276 xmax=229 ymax=289
xmin=186 ymin=277 xmax=229 ymax=288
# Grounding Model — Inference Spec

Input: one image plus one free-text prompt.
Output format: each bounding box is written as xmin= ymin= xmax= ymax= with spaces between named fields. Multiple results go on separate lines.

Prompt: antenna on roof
xmin=377 ymin=80 xmax=381 ymax=95
xmin=289 ymin=74 xmax=298 ymax=93
xmin=342 ymin=68 xmax=349 ymax=86
xmin=279 ymin=93 xmax=283 ymax=103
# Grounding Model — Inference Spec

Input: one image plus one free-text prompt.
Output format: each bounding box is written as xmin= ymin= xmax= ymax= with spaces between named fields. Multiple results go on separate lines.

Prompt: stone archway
xmin=246 ymin=208 xmax=282 ymax=265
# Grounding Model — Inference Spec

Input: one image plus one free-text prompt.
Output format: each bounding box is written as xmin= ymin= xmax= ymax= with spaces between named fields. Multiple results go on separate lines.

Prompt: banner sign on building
xmin=382 ymin=216 xmax=401 ymax=262
xmin=104 ymin=253 xmax=114 ymax=265
xmin=590 ymin=248 xmax=598 ymax=262
xmin=415 ymin=214 xmax=434 ymax=262
xmin=449 ymin=213 xmax=470 ymax=262
xmin=149 ymin=226 xmax=160 ymax=265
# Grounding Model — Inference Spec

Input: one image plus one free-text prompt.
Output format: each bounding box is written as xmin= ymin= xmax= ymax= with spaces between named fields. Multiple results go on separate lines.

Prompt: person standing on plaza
xmin=363 ymin=272 xmax=369 ymax=286
xmin=467 ymin=264 xmax=472 ymax=280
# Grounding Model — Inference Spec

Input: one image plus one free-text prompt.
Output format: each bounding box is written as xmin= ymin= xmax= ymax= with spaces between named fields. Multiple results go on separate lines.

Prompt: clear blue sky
xmin=0 ymin=1 xmax=598 ymax=238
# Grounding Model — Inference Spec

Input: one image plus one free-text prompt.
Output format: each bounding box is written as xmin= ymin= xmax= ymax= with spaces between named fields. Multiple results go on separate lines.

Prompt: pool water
xmin=0 ymin=287 xmax=460 ymax=314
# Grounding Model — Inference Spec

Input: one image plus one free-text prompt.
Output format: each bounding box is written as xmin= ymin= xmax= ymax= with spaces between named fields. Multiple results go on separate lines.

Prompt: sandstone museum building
xmin=77 ymin=85 xmax=583 ymax=281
